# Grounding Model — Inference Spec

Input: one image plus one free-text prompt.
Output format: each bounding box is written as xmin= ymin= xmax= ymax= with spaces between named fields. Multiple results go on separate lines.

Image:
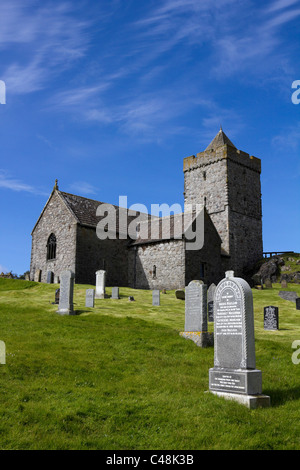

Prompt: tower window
xmin=47 ymin=234 xmax=57 ymax=260
xmin=152 ymin=265 xmax=157 ymax=279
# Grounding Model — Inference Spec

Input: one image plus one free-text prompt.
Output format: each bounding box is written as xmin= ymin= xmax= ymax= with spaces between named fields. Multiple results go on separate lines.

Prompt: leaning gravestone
xmin=264 ymin=306 xmax=279 ymax=330
xmin=56 ymin=270 xmax=75 ymax=315
xmin=207 ymin=283 xmax=216 ymax=322
xmin=152 ymin=290 xmax=160 ymax=306
xmin=180 ymin=280 xmax=213 ymax=348
xmin=111 ymin=287 xmax=120 ymax=299
xmin=209 ymin=271 xmax=270 ymax=408
xmin=85 ymin=289 xmax=95 ymax=307
xmin=95 ymin=270 xmax=106 ymax=299
xmin=296 ymin=298 xmax=300 ymax=311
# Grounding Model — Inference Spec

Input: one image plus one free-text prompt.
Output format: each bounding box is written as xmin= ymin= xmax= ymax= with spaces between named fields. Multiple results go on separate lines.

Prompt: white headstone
xmin=95 ymin=270 xmax=106 ymax=299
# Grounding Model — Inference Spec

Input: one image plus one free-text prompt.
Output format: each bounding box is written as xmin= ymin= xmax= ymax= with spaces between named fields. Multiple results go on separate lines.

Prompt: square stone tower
xmin=183 ymin=128 xmax=263 ymax=277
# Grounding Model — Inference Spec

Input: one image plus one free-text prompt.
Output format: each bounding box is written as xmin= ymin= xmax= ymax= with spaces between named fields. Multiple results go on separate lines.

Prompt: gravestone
xmin=86 ymin=289 xmax=95 ymax=307
xmin=281 ymin=280 xmax=288 ymax=288
xmin=54 ymin=275 xmax=59 ymax=284
xmin=296 ymin=298 xmax=300 ymax=311
xmin=95 ymin=270 xmax=106 ymax=299
xmin=207 ymin=283 xmax=216 ymax=322
xmin=209 ymin=271 xmax=270 ymax=409
xmin=56 ymin=270 xmax=75 ymax=315
xmin=0 ymin=341 xmax=5 ymax=365
xmin=175 ymin=289 xmax=185 ymax=300
xmin=55 ymin=288 xmax=60 ymax=305
xmin=152 ymin=290 xmax=160 ymax=306
xmin=34 ymin=269 xmax=41 ymax=283
xmin=47 ymin=271 xmax=54 ymax=284
xmin=279 ymin=291 xmax=298 ymax=302
xmin=185 ymin=280 xmax=207 ymax=331
xmin=128 ymin=296 xmax=135 ymax=302
xmin=265 ymin=279 xmax=272 ymax=289
xmin=180 ymin=280 xmax=213 ymax=348
xmin=264 ymin=306 xmax=279 ymax=330
xmin=111 ymin=287 xmax=120 ymax=299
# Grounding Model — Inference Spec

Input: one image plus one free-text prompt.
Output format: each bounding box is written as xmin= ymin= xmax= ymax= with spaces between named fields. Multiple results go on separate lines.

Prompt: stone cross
xmin=85 ymin=289 xmax=95 ymax=307
xmin=185 ymin=280 xmax=207 ymax=332
xmin=152 ymin=290 xmax=160 ymax=306
xmin=95 ymin=270 xmax=106 ymax=299
xmin=56 ymin=270 xmax=75 ymax=315
xmin=209 ymin=271 xmax=270 ymax=408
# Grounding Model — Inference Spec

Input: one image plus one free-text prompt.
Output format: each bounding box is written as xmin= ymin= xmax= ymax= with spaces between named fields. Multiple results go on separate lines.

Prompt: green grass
xmin=0 ymin=278 xmax=300 ymax=450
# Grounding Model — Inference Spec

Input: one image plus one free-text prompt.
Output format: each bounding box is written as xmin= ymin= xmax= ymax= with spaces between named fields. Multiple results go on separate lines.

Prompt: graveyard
xmin=0 ymin=275 xmax=300 ymax=450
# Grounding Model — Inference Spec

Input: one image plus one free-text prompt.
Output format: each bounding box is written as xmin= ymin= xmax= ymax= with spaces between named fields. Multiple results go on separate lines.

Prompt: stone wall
xmin=30 ymin=191 xmax=77 ymax=283
xmin=128 ymin=239 xmax=185 ymax=290
xmin=75 ymin=225 xmax=129 ymax=286
xmin=185 ymin=210 xmax=223 ymax=286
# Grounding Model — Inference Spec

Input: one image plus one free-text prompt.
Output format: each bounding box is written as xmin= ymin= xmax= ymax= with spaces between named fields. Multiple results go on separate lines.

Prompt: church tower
xmin=183 ymin=128 xmax=263 ymax=277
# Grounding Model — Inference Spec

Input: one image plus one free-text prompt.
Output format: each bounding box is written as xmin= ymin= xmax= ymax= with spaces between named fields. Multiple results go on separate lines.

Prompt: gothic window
xmin=47 ymin=234 xmax=57 ymax=260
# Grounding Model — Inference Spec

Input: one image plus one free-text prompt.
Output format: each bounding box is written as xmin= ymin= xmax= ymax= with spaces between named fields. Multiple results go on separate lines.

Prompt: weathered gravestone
xmin=281 ymin=280 xmax=288 ymax=289
xmin=264 ymin=306 xmax=279 ymax=330
xmin=209 ymin=271 xmax=270 ymax=409
xmin=152 ymin=290 xmax=160 ymax=306
xmin=279 ymin=291 xmax=298 ymax=302
xmin=296 ymin=298 xmax=300 ymax=311
xmin=265 ymin=279 xmax=272 ymax=289
xmin=207 ymin=283 xmax=216 ymax=322
xmin=0 ymin=341 xmax=5 ymax=365
xmin=95 ymin=270 xmax=106 ymax=299
xmin=47 ymin=271 xmax=54 ymax=284
xmin=34 ymin=269 xmax=41 ymax=283
xmin=56 ymin=270 xmax=75 ymax=315
xmin=111 ymin=287 xmax=120 ymax=300
xmin=180 ymin=280 xmax=213 ymax=348
xmin=85 ymin=289 xmax=95 ymax=307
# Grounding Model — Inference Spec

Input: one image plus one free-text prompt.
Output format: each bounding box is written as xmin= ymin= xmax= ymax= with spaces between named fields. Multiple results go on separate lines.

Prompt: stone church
xmin=29 ymin=129 xmax=263 ymax=289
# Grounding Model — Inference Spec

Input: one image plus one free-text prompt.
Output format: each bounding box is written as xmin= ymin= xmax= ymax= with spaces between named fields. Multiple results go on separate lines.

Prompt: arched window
xmin=152 ymin=265 xmax=157 ymax=279
xmin=47 ymin=234 xmax=57 ymax=260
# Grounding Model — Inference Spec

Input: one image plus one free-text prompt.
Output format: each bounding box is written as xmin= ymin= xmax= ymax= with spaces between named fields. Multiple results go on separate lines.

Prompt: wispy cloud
xmin=1 ymin=1 xmax=93 ymax=94
xmin=68 ymin=181 xmax=97 ymax=196
xmin=0 ymin=170 xmax=48 ymax=195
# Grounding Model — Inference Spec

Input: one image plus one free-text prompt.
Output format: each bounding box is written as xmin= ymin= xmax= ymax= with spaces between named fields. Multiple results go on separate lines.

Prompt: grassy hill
xmin=0 ymin=278 xmax=300 ymax=450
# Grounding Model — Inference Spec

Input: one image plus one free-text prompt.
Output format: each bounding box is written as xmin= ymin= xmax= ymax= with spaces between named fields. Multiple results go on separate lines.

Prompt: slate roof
xmin=205 ymin=128 xmax=236 ymax=151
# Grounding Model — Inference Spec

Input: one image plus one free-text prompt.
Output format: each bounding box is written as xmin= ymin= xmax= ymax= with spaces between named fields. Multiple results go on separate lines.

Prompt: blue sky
xmin=0 ymin=0 xmax=300 ymax=275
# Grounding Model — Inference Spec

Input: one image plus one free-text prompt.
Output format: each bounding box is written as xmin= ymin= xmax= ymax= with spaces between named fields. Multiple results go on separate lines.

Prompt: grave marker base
xmin=180 ymin=331 xmax=213 ymax=348
xmin=210 ymin=391 xmax=271 ymax=409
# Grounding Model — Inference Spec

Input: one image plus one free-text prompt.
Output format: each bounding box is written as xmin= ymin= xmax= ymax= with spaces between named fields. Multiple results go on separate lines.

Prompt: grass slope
xmin=0 ymin=278 xmax=300 ymax=450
